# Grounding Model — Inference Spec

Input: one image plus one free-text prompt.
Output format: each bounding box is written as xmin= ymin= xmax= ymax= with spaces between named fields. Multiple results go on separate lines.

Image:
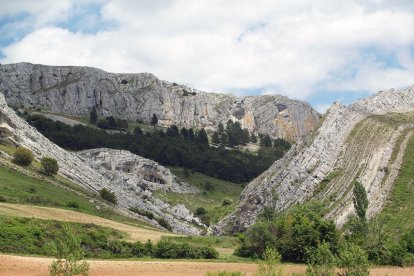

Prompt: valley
xmin=1 ymin=63 xmax=414 ymax=275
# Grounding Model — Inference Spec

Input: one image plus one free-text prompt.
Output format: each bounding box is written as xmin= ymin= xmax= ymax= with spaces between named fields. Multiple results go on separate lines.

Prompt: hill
xmin=216 ymin=86 xmax=414 ymax=234
xmin=0 ymin=62 xmax=320 ymax=140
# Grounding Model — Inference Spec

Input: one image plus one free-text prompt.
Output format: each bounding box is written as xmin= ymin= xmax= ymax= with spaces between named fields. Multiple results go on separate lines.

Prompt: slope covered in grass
xmin=376 ymin=133 xmax=414 ymax=236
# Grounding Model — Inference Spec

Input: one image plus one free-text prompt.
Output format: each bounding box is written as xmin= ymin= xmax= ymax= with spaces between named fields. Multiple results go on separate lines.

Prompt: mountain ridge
xmin=0 ymin=62 xmax=319 ymax=140
xmin=215 ymin=85 xmax=414 ymax=234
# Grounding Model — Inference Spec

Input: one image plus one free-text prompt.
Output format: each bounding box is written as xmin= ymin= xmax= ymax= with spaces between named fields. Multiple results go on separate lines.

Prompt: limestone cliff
xmin=215 ymin=86 xmax=414 ymax=234
xmin=0 ymin=93 xmax=202 ymax=234
xmin=0 ymin=63 xmax=319 ymax=140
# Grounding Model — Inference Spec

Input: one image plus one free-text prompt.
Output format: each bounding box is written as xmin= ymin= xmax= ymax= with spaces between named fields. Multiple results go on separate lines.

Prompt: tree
xmin=41 ymin=157 xmax=59 ymax=176
xmin=212 ymin=131 xmax=220 ymax=144
xmin=353 ymin=182 xmax=369 ymax=221
xmin=197 ymin=128 xmax=209 ymax=146
xmin=89 ymin=106 xmax=98 ymax=124
xmin=220 ymin=132 xmax=228 ymax=145
xmin=48 ymin=224 xmax=90 ymax=276
xmin=151 ymin=113 xmax=158 ymax=126
xmin=133 ymin=126 xmax=143 ymax=136
xmin=250 ymin=133 xmax=258 ymax=143
xmin=306 ymin=242 xmax=336 ymax=276
xmin=218 ymin=123 xmax=224 ymax=134
xmin=13 ymin=146 xmax=34 ymax=166
xmin=260 ymin=134 xmax=272 ymax=147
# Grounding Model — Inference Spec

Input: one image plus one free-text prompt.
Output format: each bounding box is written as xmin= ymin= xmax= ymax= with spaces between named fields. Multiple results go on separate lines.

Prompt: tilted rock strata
xmin=78 ymin=148 xmax=197 ymax=194
xmin=0 ymin=63 xmax=320 ymax=140
xmin=215 ymin=86 xmax=414 ymax=234
xmin=0 ymin=94 xmax=201 ymax=234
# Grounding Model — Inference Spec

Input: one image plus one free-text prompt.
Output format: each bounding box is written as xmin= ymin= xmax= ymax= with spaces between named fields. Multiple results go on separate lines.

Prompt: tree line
xmin=25 ymin=114 xmax=291 ymax=183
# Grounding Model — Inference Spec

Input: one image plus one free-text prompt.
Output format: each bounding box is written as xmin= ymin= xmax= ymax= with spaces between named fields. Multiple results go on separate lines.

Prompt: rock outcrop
xmin=0 ymin=63 xmax=319 ymax=140
xmin=215 ymin=86 xmax=414 ymax=234
xmin=0 ymin=93 xmax=202 ymax=234
xmin=78 ymin=148 xmax=197 ymax=194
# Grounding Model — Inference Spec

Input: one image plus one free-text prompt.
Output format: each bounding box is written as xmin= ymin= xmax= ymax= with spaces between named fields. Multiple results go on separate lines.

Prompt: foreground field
xmin=0 ymin=203 xmax=177 ymax=242
xmin=2 ymin=254 xmax=414 ymax=276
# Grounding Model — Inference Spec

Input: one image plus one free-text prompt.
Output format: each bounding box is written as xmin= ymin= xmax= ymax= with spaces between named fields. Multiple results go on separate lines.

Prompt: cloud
xmin=1 ymin=0 xmax=414 ymax=103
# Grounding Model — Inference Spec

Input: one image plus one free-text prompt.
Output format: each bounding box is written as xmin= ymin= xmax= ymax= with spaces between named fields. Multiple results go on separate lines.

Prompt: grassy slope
xmin=155 ymin=167 xmax=244 ymax=225
xmin=376 ymin=133 xmax=414 ymax=236
xmin=0 ymin=162 xmax=155 ymax=230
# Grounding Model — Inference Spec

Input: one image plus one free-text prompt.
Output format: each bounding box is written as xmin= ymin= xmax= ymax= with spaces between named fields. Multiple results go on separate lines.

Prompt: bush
xmin=48 ymin=224 xmax=90 ymax=276
xmin=156 ymin=217 xmax=172 ymax=231
xmin=222 ymin=198 xmax=233 ymax=206
xmin=195 ymin=207 xmax=207 ymax=216
xmin=40 ymin=157 xmax=59 ymax=176
xmin=337 ymin=243 xmax=369 ymax=276
xmin=128 ymin=207 xmax=154 ymax=220
xmin=99 ymin=188 xmax=117 ymax=205
xmin=154 ymin=240 xmax=218 ymax=259
xmin=306 ymin=242 xmax=335 ymax=276
xmin=13 ymin=147 xmax=34 ymax=166
xmin=66 ymin=201 xmax=79 ymax=209
xmin=256 ymin=247 xmax=284 ymax=276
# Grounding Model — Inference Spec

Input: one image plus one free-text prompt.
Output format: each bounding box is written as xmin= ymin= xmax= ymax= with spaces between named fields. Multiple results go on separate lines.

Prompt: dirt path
xmin=32 ymin=112 xmax=87 ymax=127
xmin=1 ymin=254 xmax=414 ymax=276
xmin=0 ymin=203 xmax=178 ymax=242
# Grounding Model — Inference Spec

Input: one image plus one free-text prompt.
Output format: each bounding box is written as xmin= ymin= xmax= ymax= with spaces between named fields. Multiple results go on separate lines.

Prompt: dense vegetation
xmin=25 ymin=114 xmax=291 ymax=183
xmin=0 ymin=216 xmax=218 ymax=259
xmin=235 ymin=196 xmax=414 ymax=268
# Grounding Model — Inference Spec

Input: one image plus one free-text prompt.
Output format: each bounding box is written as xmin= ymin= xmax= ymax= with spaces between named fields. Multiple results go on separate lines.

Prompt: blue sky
xmin=1 ymin=0 xmax=414 ymax=113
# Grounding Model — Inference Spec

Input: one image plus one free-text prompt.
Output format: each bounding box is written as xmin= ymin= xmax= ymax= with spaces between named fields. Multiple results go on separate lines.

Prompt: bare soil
xmin=0 ymin=203 xmax=178 ymax=242
xmin=1 ymin=254 xmax=414 ymax=276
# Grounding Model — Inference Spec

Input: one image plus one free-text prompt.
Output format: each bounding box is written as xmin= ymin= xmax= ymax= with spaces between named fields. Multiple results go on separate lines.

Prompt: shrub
xmin=195 ymin=207 xmax=207 ymax=216
xmin=41 ymin=157 xmax=59 ymax=176
xmin=222 ymin=198 xmax=233 ymax=206
xmin=154 ymin=240 xmax=218 ymax=259
xmin=66 ymin=201 xmax=79 ymax=209
xmin=128 ymin=207 xmax=154 ymax=220
xmin=337 ymin=243 xmax=369 ymax=276
xmin=48 ymin=224 xmax=90 ymax=276
xmin=99 ymin=188 xmax=117 ymax=205
xmin=203 ymin=181 xmax=214 ymax=191
xmin=156 ymin=217 xmax=172 ymax=231
xmin=13 ymin=146 xmax=34 ymax=166
xmin=306 ymin=242 xmax=335 ymax=276
xmin=256 ymin=247 xmax=284 ymax=276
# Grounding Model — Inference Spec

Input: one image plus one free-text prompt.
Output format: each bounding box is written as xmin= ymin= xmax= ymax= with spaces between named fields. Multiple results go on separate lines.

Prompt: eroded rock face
xmin=0 ymin=94 xmax=201 ymax=234
xmin=78 ymin=148 xmax=197 ymax=194
xmin=215 ymin=86 xmax=414 ymax=234
xmin=0 ymin=63 xmax=320 ymax=140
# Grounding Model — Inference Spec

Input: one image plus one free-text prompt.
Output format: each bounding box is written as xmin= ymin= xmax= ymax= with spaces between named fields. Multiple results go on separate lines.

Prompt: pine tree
xmin=89 ymin=106 xmax=98 ymax=124
xmin=212 ymin=131 xmax=220 ymax=144
xmin=151 ymin=113 xmax=158 ymax=126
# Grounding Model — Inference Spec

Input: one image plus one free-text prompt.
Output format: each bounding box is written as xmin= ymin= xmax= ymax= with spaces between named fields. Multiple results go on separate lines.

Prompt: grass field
xmin=155 ymin=167 xmax=244 ymax=224
xmin=0 ymin=163 xmax=156 ymax=229
xmin=0 ymin=203 xmax=176 ymax=243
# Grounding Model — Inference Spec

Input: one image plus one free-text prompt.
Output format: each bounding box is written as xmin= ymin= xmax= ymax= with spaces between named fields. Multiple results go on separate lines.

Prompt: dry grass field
xmin=0 ymin=203 xmax=178 ymax=242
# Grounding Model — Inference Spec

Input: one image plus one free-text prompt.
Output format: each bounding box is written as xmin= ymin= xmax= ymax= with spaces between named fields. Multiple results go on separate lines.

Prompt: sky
xmin=1 ymin=0 xmax=414 ymax=113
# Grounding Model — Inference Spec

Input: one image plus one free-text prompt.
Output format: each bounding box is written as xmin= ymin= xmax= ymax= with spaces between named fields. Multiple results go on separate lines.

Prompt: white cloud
xmin=1 ymin=0 xmax=414 ymax=102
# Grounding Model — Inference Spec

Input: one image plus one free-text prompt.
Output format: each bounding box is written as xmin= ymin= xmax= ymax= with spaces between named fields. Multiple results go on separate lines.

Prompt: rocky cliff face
xmin=0 ymin=94 xmax=203 ymax=234
xmin=215 ymin=86 xmax=414 ymax=234
xmin=0 ymin=63 xmax=319 ymax=140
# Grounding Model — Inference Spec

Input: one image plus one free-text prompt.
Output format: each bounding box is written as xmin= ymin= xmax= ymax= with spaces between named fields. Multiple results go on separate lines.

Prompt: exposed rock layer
xmin=215 ymin=86 xmax=414 ymax=234
xmin=0 ymin=63 xmax=320 ymax=140
xmin=0 ymin=94 xmax=201 ymax=234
